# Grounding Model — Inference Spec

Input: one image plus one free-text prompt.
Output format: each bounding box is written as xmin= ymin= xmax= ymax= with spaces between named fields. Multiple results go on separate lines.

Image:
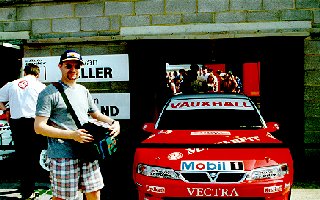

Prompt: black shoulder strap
xmin=52 ymin=82 xmax=82 ymax=128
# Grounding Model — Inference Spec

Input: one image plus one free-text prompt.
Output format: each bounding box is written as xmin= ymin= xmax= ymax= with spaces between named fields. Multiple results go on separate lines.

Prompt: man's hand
xmin=109 ymin=121 xmax=120 ymax=139
xmin=72 ymin=129 xmax=94 ymax=143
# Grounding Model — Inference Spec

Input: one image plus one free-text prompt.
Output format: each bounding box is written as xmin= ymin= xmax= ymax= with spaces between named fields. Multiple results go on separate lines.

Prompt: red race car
xmin=133 ymin=93 xmax=293 ymax=200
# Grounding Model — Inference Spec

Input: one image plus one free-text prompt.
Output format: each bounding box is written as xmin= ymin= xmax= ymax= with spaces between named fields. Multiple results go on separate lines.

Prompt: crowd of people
xmin=166 ymin=64 xmax=243 ymax=95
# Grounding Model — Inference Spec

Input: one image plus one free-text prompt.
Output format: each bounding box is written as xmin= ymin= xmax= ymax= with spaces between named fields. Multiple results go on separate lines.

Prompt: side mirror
xmin=265 ymin=122 xmax=280 ymax=133
xmin=143 ymin=122 xmax=157 ymax=134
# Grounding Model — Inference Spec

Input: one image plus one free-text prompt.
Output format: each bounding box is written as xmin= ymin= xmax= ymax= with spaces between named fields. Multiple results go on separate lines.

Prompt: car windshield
xmin=156 ymin=108 xmax=264 ymax=130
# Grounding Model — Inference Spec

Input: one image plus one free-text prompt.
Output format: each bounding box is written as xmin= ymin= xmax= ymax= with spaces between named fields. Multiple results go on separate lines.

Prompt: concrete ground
xmin=0 ymin=186 xmax=318 ymax=200
xmin=0 ymin=185 xmax=83 ymax=199
xmin=291 ymin=189 xmax=320 ymax=200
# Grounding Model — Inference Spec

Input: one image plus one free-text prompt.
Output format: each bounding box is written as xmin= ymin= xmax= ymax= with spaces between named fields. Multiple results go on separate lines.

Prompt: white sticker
xmin=181 ymin=161 xmax=244 ymax=171
xmin=168 ymin=152 xmax=183 ymax=160
xmin=191 ymin=131 xmax=231 ymax=135
xmin=167 ymin=99 xmax=253 ymax=110
xmin=264 ymin=185 xmax=282 ymax=193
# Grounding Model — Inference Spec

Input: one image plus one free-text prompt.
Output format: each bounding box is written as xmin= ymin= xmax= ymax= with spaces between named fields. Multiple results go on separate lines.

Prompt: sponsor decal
xmin=185 ymin=148 xmax=208 ymax=155
xmin=191 ymin=131 xmax=231 ymax=135
xmin=146 ymin=185 xmax=165 ymax=194
xmin=167 ymin=99 xmax=253 ymax=111
xmin=264 ymin=185 xmax=282 ymax=193
xmin=168 ymin=152 xmax=183 ymax=160
xmin=18 ymin=80 xmax=28 ymax=89
xmin=159 ymin=130 xmax=172 ymax=134
xmin=187 ymin=187 xmax=239 ymax=197
xmin=216 ymin=136 xmax=260 ymax=144
xmin=266 ymin=132 xmax=276 ymax=139
xmin=181 ymin=161 xmax=244 ymax=171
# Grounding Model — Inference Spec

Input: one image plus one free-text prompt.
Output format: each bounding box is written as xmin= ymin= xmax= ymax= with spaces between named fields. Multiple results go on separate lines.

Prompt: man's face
xmin=59 ymin=60 xmax=81 ymax=81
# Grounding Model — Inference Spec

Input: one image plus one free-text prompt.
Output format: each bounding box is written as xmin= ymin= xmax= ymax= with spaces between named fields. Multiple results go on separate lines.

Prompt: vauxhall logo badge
xmin=209 ymin=172 xmax=218 ymax=178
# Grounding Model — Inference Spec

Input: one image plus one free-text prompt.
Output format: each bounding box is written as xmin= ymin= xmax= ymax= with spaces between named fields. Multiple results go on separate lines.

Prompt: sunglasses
xmin=65 ymin=63 xmax=81 ymax=69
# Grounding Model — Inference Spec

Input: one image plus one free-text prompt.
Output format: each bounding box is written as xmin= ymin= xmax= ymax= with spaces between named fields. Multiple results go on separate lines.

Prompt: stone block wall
xmin=0 ymin=0 xmax=319 ymax=39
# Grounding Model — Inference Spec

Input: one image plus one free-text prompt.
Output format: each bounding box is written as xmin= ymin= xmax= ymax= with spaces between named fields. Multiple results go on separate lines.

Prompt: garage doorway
xmin=128 ymin=37 xmax=305 ymax=179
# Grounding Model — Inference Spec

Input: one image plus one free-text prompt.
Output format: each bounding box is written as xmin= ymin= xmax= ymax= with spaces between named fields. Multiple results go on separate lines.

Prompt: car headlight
xmin=137 ymin=163 xmax=180 ymax=180
xmin=246 ymin=164 xmax=289 ymax=180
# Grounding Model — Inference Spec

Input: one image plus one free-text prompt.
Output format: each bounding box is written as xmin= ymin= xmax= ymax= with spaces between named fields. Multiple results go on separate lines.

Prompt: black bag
xmin=52 ymin=82 xmax=117 ymax=162
xmin=74 ymin=121 xmax=117 ymax=162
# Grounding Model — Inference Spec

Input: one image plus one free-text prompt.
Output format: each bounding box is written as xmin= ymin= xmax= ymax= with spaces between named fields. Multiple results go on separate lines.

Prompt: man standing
xmin=34 ymin=50 xmax=120 ymax=200
xmin=0 ymin=63 xmax=46 ymax=199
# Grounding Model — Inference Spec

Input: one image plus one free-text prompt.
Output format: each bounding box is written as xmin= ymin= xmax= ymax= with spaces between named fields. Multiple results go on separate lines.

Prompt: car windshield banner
xmin=167 ymin=99 xmax=254 ymax=110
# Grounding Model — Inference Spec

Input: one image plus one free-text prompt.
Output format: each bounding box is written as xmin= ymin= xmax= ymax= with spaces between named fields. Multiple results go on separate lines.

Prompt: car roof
xmin=170 ymin=93 xmax=251 ymax=101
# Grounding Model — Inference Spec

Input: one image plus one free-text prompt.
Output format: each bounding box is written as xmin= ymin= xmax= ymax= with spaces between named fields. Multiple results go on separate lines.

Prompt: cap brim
xmin=61 ymin=58 xmax=84 ymax=64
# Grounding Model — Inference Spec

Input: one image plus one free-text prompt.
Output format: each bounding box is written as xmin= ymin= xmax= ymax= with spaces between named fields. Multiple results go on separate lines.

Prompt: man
xmin=34 ymin=50 xmax=120 ymax=200
xmin=197 ymin=65 xmax=210 ymax=82
xmin=0 ymin=63 xmax=46 ymax=199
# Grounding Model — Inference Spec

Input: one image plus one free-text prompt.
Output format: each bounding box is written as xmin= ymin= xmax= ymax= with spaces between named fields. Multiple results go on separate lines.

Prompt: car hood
xmin=141 ymin=129 xmax=282 ymax=145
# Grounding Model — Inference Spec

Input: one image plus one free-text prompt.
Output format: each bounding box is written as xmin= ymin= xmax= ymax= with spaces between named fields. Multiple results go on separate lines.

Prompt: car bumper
xmin=134 ymin=175 xmax=292 ymax=200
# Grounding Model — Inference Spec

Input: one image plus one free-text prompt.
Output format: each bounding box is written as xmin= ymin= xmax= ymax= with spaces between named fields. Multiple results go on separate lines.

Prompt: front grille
xmin=180 ymin=172 xmax=212 ymax=182
xmin=179 ymin=172 xmax=246 ymax=183
xmin=216 ymin=172 xmax=246 ymax=182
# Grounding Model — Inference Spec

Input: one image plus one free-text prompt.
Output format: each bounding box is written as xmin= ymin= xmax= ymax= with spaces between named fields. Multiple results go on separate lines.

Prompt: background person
xmin=204 ymin=72 xmax=218 ymax=93
xmin=220 ymin=71 xmax=238 ymax=93
xmin=234 ymin=75 xmax=243 ymax=93
xmin=34 ymin=50 xmax=120 ymax=200
xmin=0 ymin=63 xmax=46 ymax=199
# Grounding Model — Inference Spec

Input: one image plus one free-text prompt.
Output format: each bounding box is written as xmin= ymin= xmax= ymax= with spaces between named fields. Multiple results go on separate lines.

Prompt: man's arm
xmin=34 ymin=116 xmax=94 ymax=143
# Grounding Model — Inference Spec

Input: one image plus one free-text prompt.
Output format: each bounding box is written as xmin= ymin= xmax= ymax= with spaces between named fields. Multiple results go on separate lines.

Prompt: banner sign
xmin=22 ymin=54 xmax=129 ymax=83
xmin=91 ymin=93 xmax=130 ymax=119
xmin=167 ymin=99 xmax=254 ymax=111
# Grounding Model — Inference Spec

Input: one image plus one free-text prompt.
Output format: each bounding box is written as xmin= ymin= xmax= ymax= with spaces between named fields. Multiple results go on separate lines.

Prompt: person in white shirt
xmin=197 ymin=65 xmax=210 ymax=82
xmin=0 ymin=63 xmax=46 ymax=199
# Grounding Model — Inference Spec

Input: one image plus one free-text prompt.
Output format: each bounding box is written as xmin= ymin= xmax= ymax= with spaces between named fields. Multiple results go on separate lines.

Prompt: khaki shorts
xmin=49 ymin=158 xmax=104 ymax=199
